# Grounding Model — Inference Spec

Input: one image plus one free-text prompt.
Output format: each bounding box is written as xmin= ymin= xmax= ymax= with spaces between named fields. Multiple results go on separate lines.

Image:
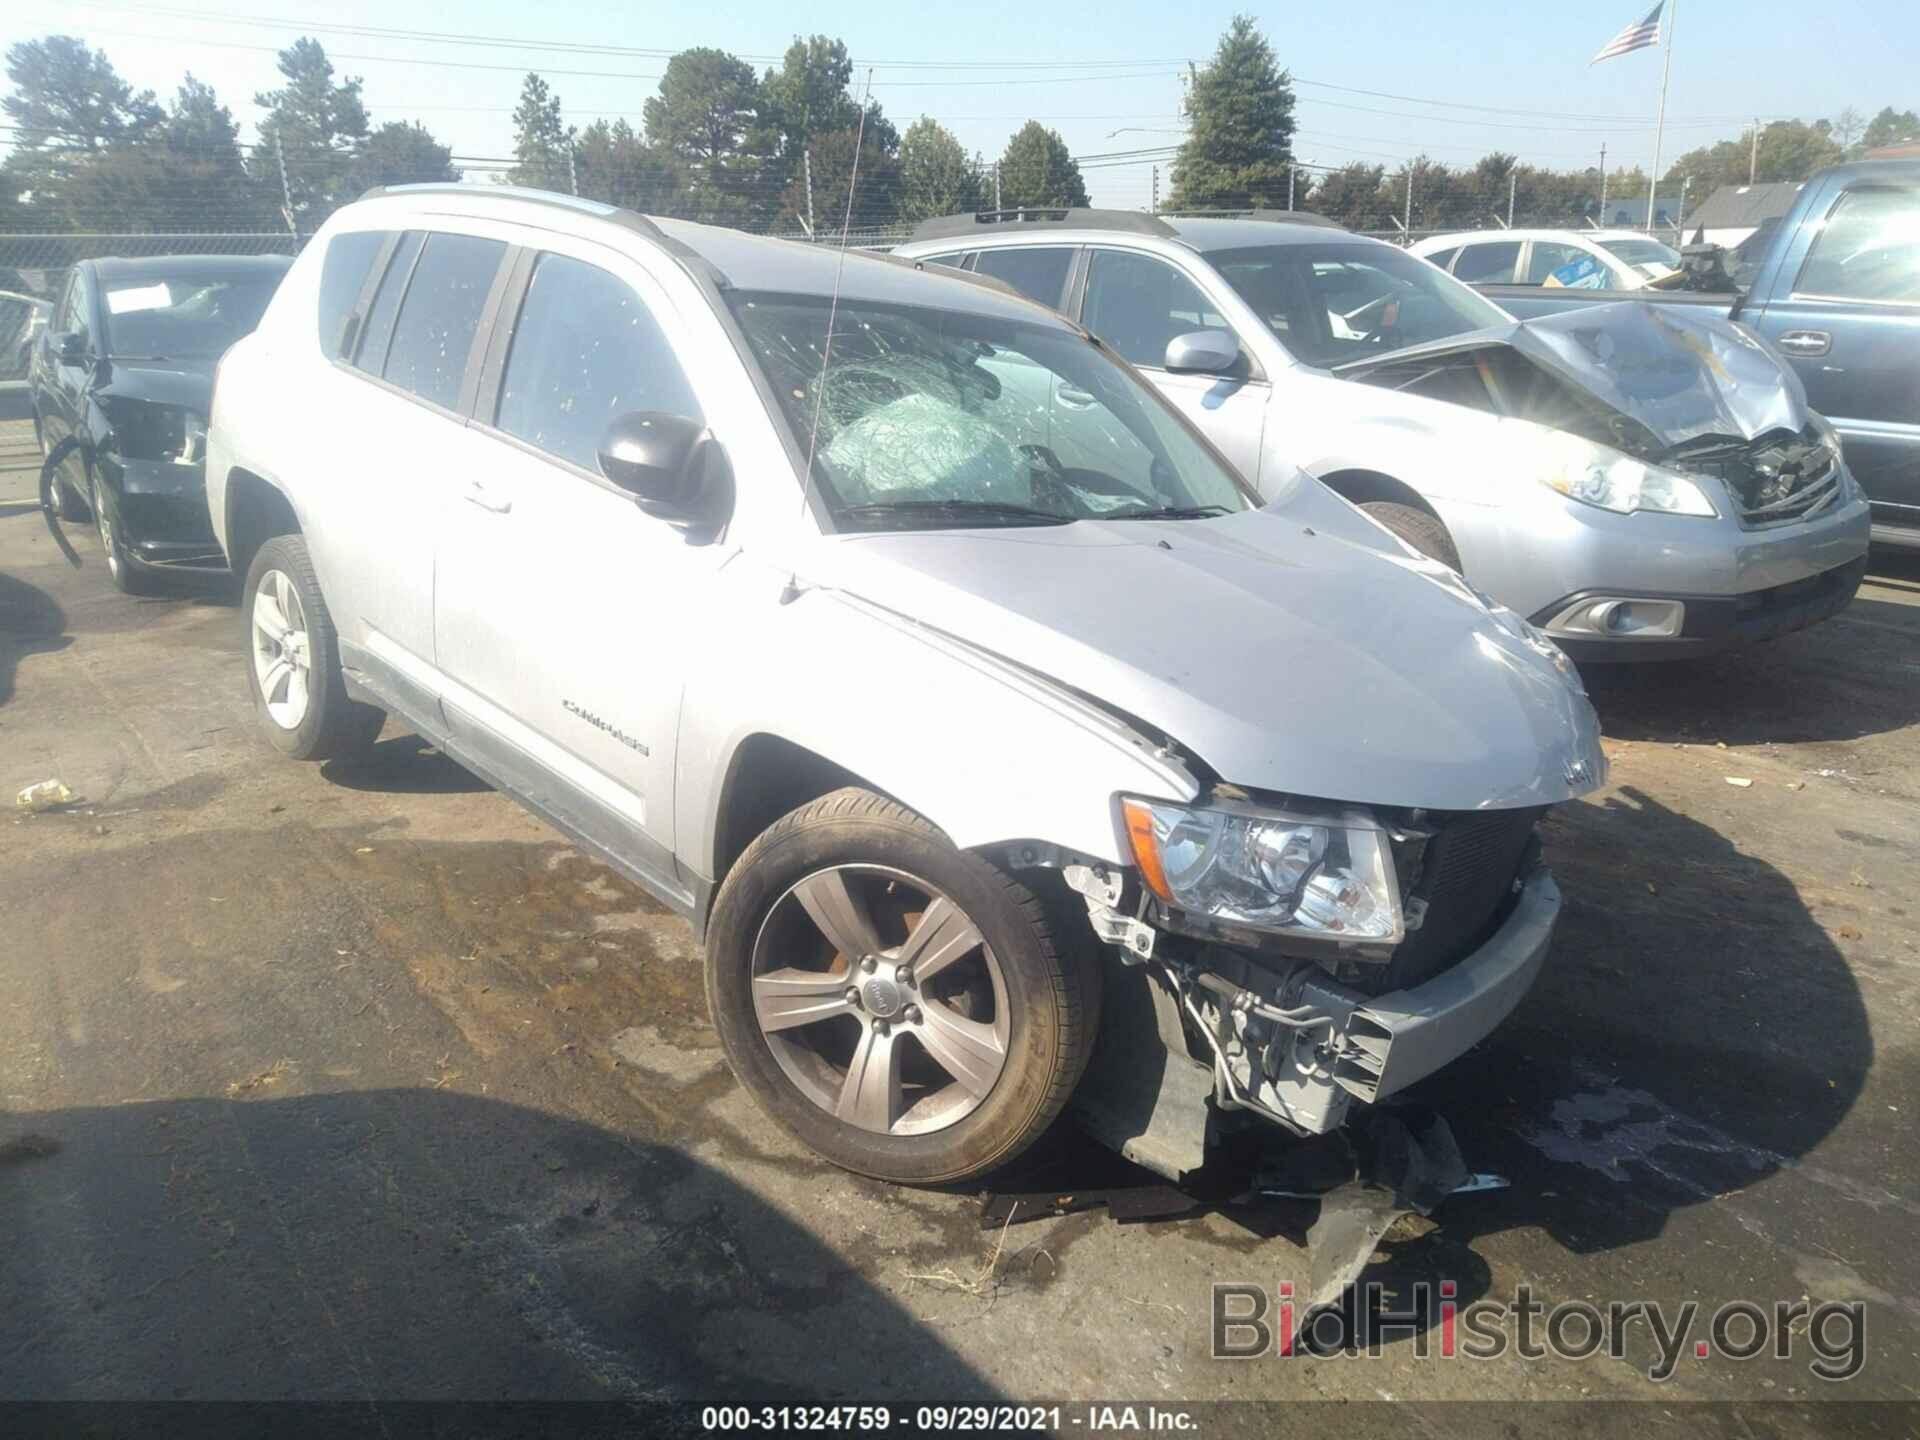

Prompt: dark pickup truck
xmin=1474 ymin=160 xmax=1920 ymax=547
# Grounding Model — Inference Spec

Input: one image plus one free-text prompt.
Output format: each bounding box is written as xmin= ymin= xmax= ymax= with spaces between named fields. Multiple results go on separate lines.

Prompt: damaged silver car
xmin=207 ymin=187 xmax=1605 ymax=1185
xmin=896 ymin=212 xmax=1872 ymax=660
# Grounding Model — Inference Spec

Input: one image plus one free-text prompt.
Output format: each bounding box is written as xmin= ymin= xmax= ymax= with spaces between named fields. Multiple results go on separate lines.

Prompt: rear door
xmin=1076 ymin=247 xmax=1268 ymax=483
xmin=1742 ymin=179 xmax=1920 ymax=528
xmin=432 ymin=237 xmax=722 ymax=896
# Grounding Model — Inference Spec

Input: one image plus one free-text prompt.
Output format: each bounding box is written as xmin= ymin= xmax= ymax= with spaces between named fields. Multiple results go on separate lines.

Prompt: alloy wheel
xmin=750 ymin=864 xmax=1011 ymax=1137
xmin=251 ymin=569 xmax=313 ymax=730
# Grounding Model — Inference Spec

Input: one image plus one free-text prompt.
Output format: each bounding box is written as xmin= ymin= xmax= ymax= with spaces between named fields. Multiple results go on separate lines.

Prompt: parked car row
xmin=20 ymin=178 xmax=1883 ymax=1191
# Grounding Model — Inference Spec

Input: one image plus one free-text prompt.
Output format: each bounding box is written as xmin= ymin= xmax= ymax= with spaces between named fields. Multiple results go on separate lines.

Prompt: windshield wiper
xmin=1103 ymin=504 xmax=1235 ymax=521
xmin=837 ymin=499 xmax=1075 ymax=527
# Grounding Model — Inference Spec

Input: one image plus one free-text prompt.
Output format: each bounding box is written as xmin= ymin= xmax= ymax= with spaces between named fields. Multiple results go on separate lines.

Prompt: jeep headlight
xmin=1118 ymin=797 xmax=1402 ymax=941
xmin=1535 ymin=432 xmax=1716 ymax=517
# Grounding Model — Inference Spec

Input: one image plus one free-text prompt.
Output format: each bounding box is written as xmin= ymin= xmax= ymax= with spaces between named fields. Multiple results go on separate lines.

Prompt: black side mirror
xmin=597 ymin=412 xmax=723 ymax=524
xmin=56 ymin=330 xmax=88 ymax=365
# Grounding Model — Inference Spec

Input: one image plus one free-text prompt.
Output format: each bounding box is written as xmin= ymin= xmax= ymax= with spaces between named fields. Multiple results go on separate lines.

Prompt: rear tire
xmin=1361 ymin=500 xmax=1462 ymax=572
xmin=706 ymin=787 xmax=1099 ymax=1185
xmin=243 ymin=534 xmax=383 ymax=762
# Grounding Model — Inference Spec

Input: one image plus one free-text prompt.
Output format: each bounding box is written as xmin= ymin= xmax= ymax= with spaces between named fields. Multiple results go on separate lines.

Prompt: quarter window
xmin=317 ymin=230 xmax=389 ymax=356
xmin=1795 ymin=187 xmax=1920 ymax=303
xmin=380 ymin=232 xmax=506 ymax=410
xmin=918 ymin=251 xmax=975 ymax=271
xmin=352 ymin=231 xmax=424 ymax=375
xmin=494 ymin=253 xmax=701 ymax=473
xmin=1451 ymin=242 xmax=1521 ymax=284
xmin=1082 ymin=250 xmax=1234 ymax=370
xmin=972 ymin=247 xmax=1075 ymax=307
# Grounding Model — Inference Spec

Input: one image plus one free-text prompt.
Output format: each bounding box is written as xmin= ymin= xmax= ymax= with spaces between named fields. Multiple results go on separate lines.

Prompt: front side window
xmin=381 ymin=232 xmax=506 ymax=410
xmin=494 ymin=253 xmax=701 ymax=472
xmin=1082 ymin=249 xmax=1235 ymax=370
xmin=1452 ymin=242 xmax=1522 ymax=284
xmin=99 ymin=267 xmax=283 ymax=359
xmin=1593 ymin=236 xmax=1680 ymax=276
xmin=1795 ymin=187 xmax=1920 ymax=303
xmin=972 ymin=247 xmax=1075 ymax=307
xmin=1211 ymin=242 xmax=1511 ymax=367
xmin=725 ymin=291 xmax=1253 ymax=531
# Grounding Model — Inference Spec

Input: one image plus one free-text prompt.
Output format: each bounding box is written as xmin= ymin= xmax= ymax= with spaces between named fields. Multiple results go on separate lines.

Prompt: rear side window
xmin=973 ymin=247 xmax=1075 ymax=307
xmin=493 ymin=253 xmax=701 ymax=473
xmin=352 ymin=231 xmax=424 ymax=375
xmin=1526 ymin=241 xmax=1593 ymax=285
xmin=1423 ymin=246 xmax=1459 ymax=272
xmin=1452 ymin=242 xmax=1521 ymax=284
xmin=380 ymin=233 xmax=507 ymax=410
xmin=917 ymin=250 xmax=974 ymax=271
xmin=1795 ymin=187 xmax=1920 ymax=303
xmin=317 ymin=230 xmax=389 ymax=356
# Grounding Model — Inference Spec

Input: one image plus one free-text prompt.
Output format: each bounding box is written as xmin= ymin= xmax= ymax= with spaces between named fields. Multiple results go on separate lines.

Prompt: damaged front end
xmin=1063 ymin=796 xmax=1560 ymax=1181
xmin=1340 ymin=301 xmax=1847 ymax=527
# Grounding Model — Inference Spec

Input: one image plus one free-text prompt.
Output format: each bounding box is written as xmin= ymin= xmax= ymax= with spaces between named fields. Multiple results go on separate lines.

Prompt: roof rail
xmin=908 ymin=208 xmax=1178 ymax=244
xmin=1159 ymin=208 xmax=1347 ymax=231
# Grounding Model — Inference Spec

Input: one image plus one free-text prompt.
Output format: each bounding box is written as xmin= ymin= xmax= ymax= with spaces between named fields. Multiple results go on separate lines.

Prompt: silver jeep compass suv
xmin=207 ymin=185 xmax=1604 ymax=1185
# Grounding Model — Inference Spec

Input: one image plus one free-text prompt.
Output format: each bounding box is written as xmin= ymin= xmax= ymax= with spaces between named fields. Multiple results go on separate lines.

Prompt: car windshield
xmin=100 ymin=269 xmax=282 ymax=359
xmin=726 ymin=290 xmax=1254 ymax=531
xmin=1207 ymin=242 xmax=1510 ymax=368
xmin=1594 ymin=237 xmax=1681 ymax=272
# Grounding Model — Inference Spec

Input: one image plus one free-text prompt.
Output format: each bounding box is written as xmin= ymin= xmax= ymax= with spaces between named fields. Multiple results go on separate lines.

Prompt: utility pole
xmin=275 ymin=134 xmax=296 ymax=236
xmin=1599 ymin=142 xmax=1608 ymax=218
xmin=1679 ymin=175 xmax=1691 ymax=239
xmin=993 ymin=162 xmax=1002 ymax=212
xmin=568 ymin=147 xmax=578 ymax=197
xmin=803 ymin=149 xmax=816 ymax=237
xmin=1508 ymin=171 xmax=1517 ymax=227
xmin=1287 ymin=164 xmax=1295 ymax=211
xmin=1404 ymin=166 xmax=1413 ymax=240
xmin=1151 ymin=164 xmax=1159 ymax=213
xmin=1749 ymin=118 xmax=1760 ymax=184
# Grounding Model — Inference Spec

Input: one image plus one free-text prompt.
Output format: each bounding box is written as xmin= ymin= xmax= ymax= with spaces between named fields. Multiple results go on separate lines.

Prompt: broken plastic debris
xmin=15 ymin=779 xmax=74 ymax=811
xmin=1724 ymin=777 xmax=1754 ymax=788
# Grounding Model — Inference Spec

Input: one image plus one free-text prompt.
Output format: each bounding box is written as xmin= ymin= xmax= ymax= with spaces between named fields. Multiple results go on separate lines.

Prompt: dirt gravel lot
xmin=2 ymin=411 xmax=1918 ymax=1428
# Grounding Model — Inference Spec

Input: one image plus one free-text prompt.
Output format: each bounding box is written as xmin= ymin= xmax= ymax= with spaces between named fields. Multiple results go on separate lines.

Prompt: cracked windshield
xmin=727 ymin=291 xmax=1252 ymax=530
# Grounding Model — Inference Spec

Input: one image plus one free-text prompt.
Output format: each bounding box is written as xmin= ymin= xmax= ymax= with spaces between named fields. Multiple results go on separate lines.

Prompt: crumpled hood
xmin=1338 ymin=301 xmax=1808 ymax=450
xmin=815 ymin=477 xmax=1605 ymax=812
xmin=96 ymin=355 xmax=214 ymax=414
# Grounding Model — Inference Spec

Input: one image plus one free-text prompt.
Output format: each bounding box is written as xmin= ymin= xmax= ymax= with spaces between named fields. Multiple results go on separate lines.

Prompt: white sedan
xmin=1412 ymin=228 xmax=1684 ymax=290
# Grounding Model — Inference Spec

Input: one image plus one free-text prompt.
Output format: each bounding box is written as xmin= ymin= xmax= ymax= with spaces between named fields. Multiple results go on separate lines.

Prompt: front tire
xmin=243 ymin=534 xmax=383 ymax=762
xmin=1361 ymin=500 xmax=1462 ymax=572
xmin=92 ymin=482 xmax=163 ymax=596
xmin=706 ymin=788 xmax=1098 ymax=1185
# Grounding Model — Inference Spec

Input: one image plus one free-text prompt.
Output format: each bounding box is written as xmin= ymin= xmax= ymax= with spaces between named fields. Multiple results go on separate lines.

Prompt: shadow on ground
xmin=321 ymin=732 xmax=493 ymax=795
xmin=0 ymin=567 xmax=69 ymax=706
xmin=0 ymin=1087 xmax=999 ymax=1402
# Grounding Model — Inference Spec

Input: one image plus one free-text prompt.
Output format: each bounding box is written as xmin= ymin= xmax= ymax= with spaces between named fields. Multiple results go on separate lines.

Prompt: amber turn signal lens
xmin=1120 ymin=798 xmax=1172 ymax=903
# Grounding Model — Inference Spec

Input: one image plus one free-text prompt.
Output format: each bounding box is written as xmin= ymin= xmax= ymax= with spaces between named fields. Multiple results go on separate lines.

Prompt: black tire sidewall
xmin=1361 ymin=500 xmax=1461 ymax=572
xmin=243 ymin=535 xmax=355 ymax=760
xmin=707 ymin=805 xmax=1070 ymax=1185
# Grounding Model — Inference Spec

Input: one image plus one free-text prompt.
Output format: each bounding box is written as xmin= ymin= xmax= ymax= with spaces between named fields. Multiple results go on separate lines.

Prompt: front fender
xmin=677 ymin=576 xmax=1201 ymax=885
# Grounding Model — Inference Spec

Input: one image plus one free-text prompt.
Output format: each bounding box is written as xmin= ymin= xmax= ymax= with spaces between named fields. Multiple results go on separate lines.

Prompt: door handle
xmin=464 ymin=483 xmax=512 ymax=514
xmin=1057 ymin=386 xmax=1096 ymax=408
xmin=1777 ymin=330 xmax=1831 ymax=357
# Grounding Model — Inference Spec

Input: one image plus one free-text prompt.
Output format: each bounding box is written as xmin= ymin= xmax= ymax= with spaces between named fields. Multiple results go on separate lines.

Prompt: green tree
xmin=1302 ymin=162 xmax=1385 ymax=228
xmin=574 ymin=118 xmax=681 ymax=212
xmin=347 ymin=121 xmax=457 ymax=194
xmin=509 ymin=72 xmax=574 ymax=192
xmin=996 ymin=122 xmax=1088 ymax=209
xmin=251 ymin=38 xmax=370 ymax=229
xmin=1830 ymin=106 xmax=1866 ymax=152
xmin=1861 ymin=106 xmax=1920 ymax=151
xmin=1169 ymin=15 xmax=1295 ymax=211
xmin=1666 ymin=118 xmax=1843 ymax=199
xmin=643 ymin=48 xmax=769 ymax=224
xmin=783 ymin=126 xmax=899 ymax=234
xmin=1 ymin=36 xmax=163 ymax=220
xmin=897 ymin=118 xmax=981 ymax=223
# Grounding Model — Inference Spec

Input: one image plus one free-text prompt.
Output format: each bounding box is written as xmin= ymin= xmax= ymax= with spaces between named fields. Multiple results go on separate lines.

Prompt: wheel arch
xmin=223 ymin=468 xmax=302 ymax=584
xmin=1316 ymin=467 xmax=1443 ymax=519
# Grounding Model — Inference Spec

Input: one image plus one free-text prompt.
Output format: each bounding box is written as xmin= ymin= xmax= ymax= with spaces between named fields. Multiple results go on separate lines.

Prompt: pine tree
xmin=509 ymin=73 xmax=574 ymax=192
xmin=1 ymin=36 xmax=163 ymax=218
xmin=1169 ymin=15 xmax=1295 ymax=211
xmin=996 ymin=122 xmax=1088 ymax=209
xmin=250 ymin=38 xmax=370 ymax=229
xmin=643 ymin=48 xmax=769 ymax=225
xmin=898 ymin=118 xmax=982 ymax=222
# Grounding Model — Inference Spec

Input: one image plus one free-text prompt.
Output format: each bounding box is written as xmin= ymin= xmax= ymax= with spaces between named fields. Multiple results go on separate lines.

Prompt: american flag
xmin=1590 ymin=3 xmax=1663 ymax=62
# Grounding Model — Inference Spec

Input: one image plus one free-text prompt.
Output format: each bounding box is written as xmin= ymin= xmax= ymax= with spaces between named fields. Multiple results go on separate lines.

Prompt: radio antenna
xmin=795 ymin=66 xmax=874 ymax=532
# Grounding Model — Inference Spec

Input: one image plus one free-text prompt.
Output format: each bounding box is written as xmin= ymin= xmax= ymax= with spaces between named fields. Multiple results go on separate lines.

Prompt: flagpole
xmin=1646 ymin=0 xmax=1676 ymax=232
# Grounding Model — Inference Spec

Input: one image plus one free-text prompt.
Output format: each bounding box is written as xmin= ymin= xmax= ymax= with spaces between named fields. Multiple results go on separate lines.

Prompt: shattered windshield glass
xmin=1209 ymin=242 xmax=1510 ymax=368
xmin=726 ymin=291 xmax=1253 ymax=530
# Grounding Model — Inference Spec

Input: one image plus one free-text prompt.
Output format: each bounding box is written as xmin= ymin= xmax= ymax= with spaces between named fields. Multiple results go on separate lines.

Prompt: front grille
xmin=1675 ymin=424 xmax=1842 ymax=529
xmin=1383 ymin=807 xmax=1544 ymax=991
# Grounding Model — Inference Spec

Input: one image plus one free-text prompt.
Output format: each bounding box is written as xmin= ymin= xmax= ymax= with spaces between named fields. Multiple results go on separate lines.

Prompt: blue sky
xmin=3 ymin=0 xmax=1915 ymax=208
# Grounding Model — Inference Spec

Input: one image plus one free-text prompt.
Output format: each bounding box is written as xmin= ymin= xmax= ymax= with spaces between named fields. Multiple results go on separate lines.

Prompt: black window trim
xmin=464 ymin=246 xmax=695 ymax=505
xmin=1077 ymin=245 xmax=1267 ymax=385
xmin=325 ymin=230 xmax=517 ymax=428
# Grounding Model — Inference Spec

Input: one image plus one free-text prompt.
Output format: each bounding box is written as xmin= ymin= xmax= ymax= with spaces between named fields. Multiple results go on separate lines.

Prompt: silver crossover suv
xmin=208 ymin=186 xmax=1604 ymax=1185
xmin=896 ymin=210 xmax=1871 ymax=660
